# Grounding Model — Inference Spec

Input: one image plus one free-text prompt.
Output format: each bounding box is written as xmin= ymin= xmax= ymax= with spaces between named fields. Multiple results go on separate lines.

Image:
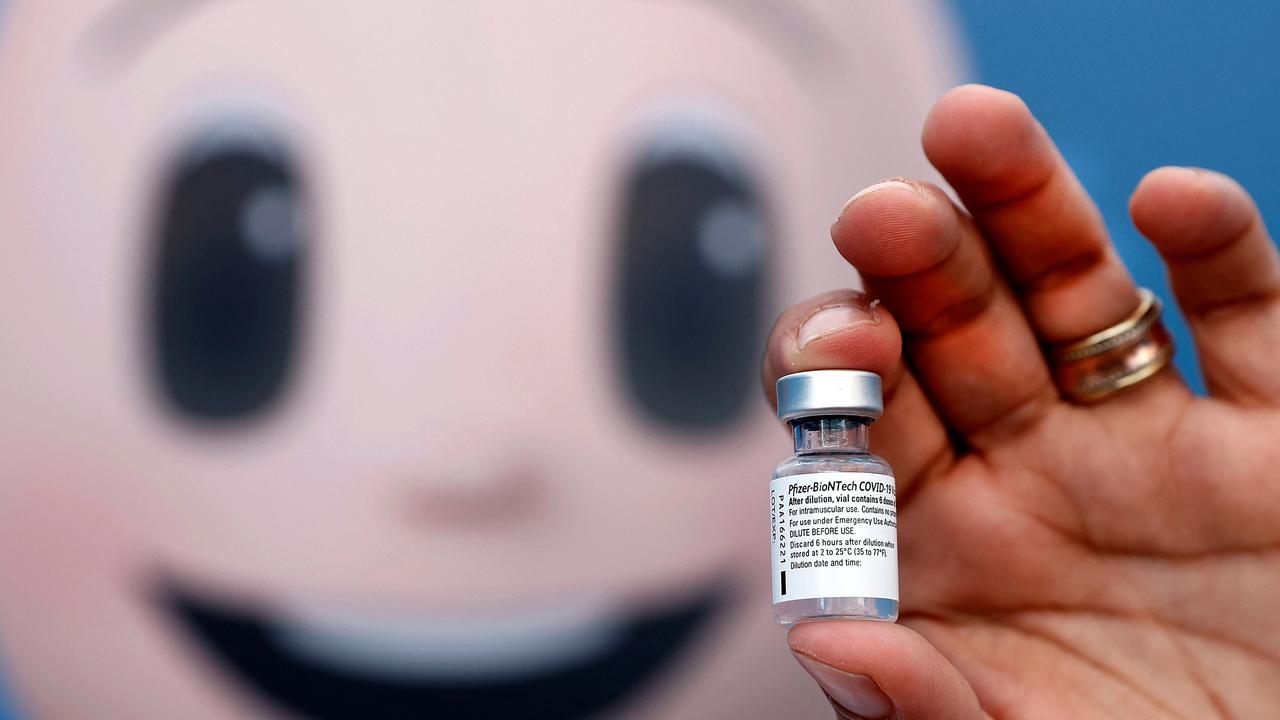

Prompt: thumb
xmin=789 ymin=621 xmax=983 ymax=720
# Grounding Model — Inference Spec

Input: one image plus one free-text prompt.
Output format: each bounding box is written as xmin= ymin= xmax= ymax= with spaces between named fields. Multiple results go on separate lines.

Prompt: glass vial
xmin=771 ymin=370 xmax=898 ymax=624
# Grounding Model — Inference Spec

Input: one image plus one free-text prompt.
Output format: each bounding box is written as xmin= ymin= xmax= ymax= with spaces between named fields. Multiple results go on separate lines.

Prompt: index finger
xmin=762 ymin=289 xmax=953 ymax=491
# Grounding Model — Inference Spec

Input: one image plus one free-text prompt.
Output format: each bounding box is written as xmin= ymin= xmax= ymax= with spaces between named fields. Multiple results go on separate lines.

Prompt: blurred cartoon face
xmin=0 ymin=2 xmax=957 ymax=718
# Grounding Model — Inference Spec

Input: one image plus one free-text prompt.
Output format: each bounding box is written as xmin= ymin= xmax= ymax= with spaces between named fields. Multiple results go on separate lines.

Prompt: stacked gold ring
xmin=1048 ymin=288 xmax=1175 ymax=403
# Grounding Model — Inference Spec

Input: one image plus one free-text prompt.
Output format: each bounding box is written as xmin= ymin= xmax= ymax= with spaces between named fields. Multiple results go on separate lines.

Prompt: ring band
xmin=1048 ymin=288 xmax=1174 ymax=403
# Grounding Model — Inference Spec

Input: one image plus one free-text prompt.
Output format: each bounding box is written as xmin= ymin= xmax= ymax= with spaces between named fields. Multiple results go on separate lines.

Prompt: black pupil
xmin=616 ymin=151 xmax=770 ymax=429
xmin=151 ymin=139 xmax=305 ymax=420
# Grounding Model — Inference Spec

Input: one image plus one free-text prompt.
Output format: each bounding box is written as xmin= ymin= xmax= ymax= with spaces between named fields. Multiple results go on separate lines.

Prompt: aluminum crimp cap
xmin=775 ymin=369 xmax=883 ymax=422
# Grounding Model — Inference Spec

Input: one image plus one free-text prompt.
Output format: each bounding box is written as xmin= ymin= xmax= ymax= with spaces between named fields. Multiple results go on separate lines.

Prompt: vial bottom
xmin=774 ymin=596 xmax=898 ymax=625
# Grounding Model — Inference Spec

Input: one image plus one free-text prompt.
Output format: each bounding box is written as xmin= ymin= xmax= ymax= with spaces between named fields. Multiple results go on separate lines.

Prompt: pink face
xmin=0 ymin=3 xmax=959 ymax=718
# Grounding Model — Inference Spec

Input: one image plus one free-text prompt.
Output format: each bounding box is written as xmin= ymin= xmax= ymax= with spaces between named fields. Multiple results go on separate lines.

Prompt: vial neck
xmin=791 ymin=416 xmax=870 ymax=454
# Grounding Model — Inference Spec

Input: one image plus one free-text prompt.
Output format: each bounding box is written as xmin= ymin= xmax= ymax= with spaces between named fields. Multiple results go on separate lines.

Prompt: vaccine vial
xmin=771 ymin=370 xmax=898 ymax=624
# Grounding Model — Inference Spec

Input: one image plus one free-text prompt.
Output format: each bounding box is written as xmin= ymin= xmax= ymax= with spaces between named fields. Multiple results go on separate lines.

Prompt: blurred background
xmin=954 ymin=0 xmax=1280 ymax=393
xmin=0 ymin=2 xmax=1276 ymax=719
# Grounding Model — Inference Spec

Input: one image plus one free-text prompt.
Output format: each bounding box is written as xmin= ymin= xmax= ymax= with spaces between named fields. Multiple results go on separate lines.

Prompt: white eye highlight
xmin=241 ymin=185 xmax=304 ymax=263
xmin=696 ymin=199 xmax=767 ymax=279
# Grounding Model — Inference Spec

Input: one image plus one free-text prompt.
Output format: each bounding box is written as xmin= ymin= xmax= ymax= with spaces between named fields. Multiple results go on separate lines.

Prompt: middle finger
xmin=833 ymin=179 xmax=1056 ymax=448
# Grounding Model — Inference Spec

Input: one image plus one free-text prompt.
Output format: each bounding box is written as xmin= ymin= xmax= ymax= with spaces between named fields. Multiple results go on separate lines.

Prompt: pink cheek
xmin=0 ymin=456 xmax=150 ymax=612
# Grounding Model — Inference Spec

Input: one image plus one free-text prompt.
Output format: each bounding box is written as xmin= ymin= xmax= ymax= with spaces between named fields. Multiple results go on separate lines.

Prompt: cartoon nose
xmin=399 ymin=462 xmax=546 ymax=529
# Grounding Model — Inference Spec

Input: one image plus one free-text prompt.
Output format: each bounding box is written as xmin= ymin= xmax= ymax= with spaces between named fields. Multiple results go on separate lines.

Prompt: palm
xmin=903 ymin=398 xmax=1280 ymax=718
xmin=764 ymin=85 xmax=1280 ymax=719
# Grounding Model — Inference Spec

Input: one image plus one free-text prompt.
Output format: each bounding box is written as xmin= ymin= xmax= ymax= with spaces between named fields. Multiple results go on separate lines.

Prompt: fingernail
xmin=836 ymin=179 xmax=918 ymax=222
xmin=794 ymin=653 xmax=893 ymax=719
xmin=797 ymin=301 xmax=877 ymax=349
xmin=851 ymin=179 xmax=916 ymax=203
xmin=834 ymin=180 xmax=918 ymax=229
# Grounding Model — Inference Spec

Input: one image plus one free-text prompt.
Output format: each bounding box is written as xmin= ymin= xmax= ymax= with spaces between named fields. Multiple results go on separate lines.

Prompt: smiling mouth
xmin=161 ymin=581 xmax=725 ymax=720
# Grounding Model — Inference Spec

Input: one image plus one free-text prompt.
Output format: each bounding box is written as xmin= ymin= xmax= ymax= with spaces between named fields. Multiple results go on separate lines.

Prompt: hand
xmin=763 ymin=84 xmax=1280 ymax=719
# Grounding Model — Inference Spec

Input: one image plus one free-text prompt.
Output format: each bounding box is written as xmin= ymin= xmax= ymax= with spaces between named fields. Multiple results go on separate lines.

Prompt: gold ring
xmin=1048 ymin=288 xmax=1175 ymax=403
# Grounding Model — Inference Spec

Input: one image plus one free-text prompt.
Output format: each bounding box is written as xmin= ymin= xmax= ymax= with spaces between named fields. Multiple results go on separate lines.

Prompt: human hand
xmin=763 ymin=84 xmax=1280 ymax=719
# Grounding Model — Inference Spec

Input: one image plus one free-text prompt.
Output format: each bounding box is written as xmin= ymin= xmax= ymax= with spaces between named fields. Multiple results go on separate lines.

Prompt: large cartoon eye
xmin=615 ymin=113 xmax=772 ymax=429
xmin=149 ymin=125 xmax=308 ymax=421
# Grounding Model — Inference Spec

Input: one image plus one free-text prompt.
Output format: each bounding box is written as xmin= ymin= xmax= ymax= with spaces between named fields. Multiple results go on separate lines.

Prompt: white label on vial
xmin=770 ymin=472 xmax=898 ymax=604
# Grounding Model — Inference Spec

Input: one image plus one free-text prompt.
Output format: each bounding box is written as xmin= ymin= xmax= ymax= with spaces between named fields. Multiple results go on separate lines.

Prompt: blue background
xmin=0 ymin=3 xmax=1277 ymax=717
xmin=950 ymin=0 xmax=1280 ymax=392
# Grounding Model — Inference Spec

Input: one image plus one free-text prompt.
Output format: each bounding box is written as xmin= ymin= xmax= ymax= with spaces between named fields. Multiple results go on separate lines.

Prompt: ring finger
xmin=922 ymin=84 xmax=1191 ymax=407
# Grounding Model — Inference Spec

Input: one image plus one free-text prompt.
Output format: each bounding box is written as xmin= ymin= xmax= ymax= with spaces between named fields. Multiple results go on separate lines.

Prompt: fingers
xmin=1131 ymin=167 xmax=1280 ymax=403
xmin=832 ymin=180 xmax=1056 ymax=447
xmin=762 ymin=290 xmax=953 ymax=490
xmin=922 ymin=84 xmax=1142 ymax=343
xmin=763 ymin=290 xmax=901 ymax=386
xmin=789 ymin=621 xmax=984 ymax=720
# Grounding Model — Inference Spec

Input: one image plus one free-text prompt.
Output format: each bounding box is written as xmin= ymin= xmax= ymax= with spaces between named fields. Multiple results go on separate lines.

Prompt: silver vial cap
xmin=775 ymin=370 xmax=883 ymax=422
